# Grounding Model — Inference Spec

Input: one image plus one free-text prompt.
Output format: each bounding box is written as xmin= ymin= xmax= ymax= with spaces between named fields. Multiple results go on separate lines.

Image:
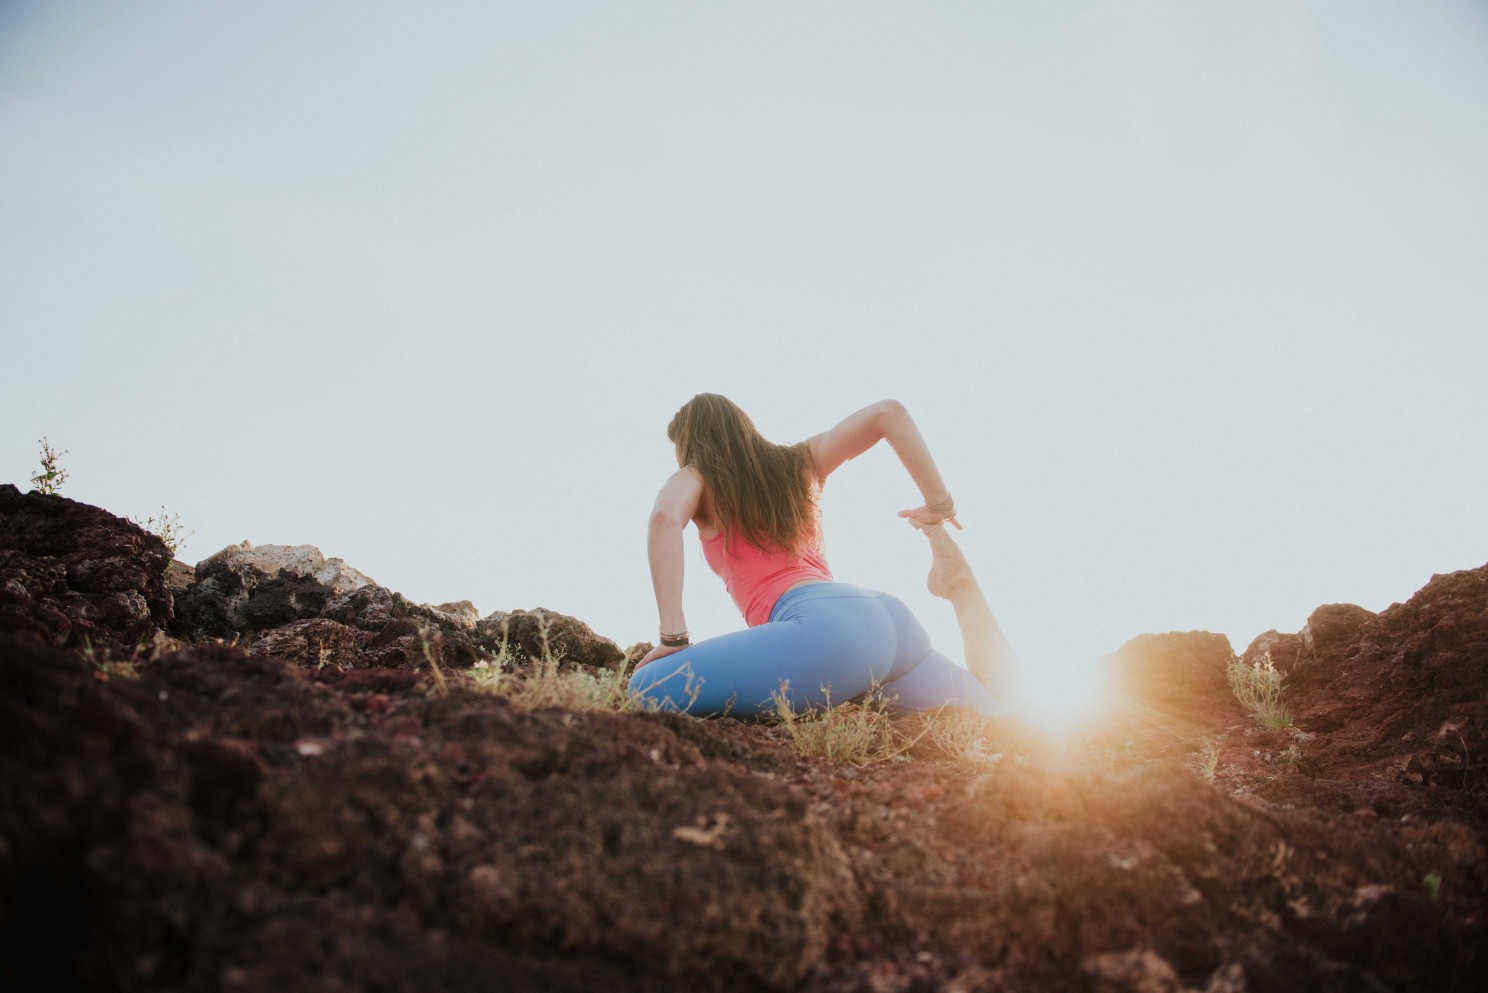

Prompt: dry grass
xmin=1226 ymin=652 xmax=1292 ymax=729
xmin=80 ymin=630 xmax=182 ymax=682
xmin=909 ymin=706 xmax=1009 ymax=766
xmin=771 ymin=684 xmax=912 ymax=767
xmin=1193 ymin=739 xmax=1221 ymax=782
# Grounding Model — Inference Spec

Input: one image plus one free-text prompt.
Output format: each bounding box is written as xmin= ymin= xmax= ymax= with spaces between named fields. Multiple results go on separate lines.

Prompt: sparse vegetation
xmin=80 ymin=630 xmax=180 ymax=681
xmin=1423 ymin=873 xmax=1443 ymax=902
xmin=30 ymin=437 xmax=69 ymax=494
xmin=466 ymin=613 xmax=640 ymax=713
xmin=1227 ymin=652 xmax=1293 ymax=729
xmin=131 ymin=506 xmax=193 ymax=556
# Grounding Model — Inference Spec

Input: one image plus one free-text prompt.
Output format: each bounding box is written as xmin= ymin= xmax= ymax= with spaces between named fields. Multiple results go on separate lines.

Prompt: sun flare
xmin=1014 ymin=654 xmax=1110 ymax=733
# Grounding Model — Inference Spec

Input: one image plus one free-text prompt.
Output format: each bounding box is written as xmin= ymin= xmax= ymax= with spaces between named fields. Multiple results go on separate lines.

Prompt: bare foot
xmin=909 ymin=519 xmax=975 ymax=599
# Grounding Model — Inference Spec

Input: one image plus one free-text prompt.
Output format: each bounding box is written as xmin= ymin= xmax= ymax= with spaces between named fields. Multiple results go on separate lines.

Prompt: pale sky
xmin=4 ymin=1 xmax=1486 ymax=705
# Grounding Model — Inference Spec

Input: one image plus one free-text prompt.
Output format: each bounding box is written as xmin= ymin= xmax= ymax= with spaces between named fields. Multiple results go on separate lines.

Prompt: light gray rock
xmin=197 ymin=541 xmax=375 ymax=595
xmin=426 ymin=600 xmax=480 ymax=629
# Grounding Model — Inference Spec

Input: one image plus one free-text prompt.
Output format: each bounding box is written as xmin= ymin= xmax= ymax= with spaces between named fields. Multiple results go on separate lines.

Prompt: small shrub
xmin=30 ymin=437 xmax=69 ymax=494
xmin=771 ymin=683 xmax=914 ymax=767
xmin=1423 ymin=873 xmax=1443 ymax=902
xmin=1226 ymin=652 xmax=1292 ymax=729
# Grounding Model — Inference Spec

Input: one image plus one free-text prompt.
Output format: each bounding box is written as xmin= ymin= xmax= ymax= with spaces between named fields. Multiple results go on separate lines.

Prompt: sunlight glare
xmin=1014 ymin=653 xmax=1110 ymax=733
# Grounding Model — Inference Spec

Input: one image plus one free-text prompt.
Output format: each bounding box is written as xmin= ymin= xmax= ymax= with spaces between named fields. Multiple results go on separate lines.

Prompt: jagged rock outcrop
xmin=1244 ymin=602 xmax=1378 ymax=677
xmin=1243 ymin=565 xmax=1488 ymax=805
xmin=427 ymin=600 xmax=479 ymax=629
xmin=0 ymin=483 xmax=173 ymax=650
xmin=172 ymin=543 xmax=481 ymax=671
xmin=172 ymin=541 xmax=373 ymax=641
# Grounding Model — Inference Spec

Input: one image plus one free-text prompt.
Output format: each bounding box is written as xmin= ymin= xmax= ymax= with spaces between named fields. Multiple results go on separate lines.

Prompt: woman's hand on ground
xmin=636 ymin=643 xmax=687 ymax=670
xmin=898 ymin=505 xmax=962 ymax=530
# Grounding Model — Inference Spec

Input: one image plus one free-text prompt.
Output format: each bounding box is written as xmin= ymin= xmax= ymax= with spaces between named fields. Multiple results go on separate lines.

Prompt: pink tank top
xmin=700 ymin=528 xmax=834 ymax=627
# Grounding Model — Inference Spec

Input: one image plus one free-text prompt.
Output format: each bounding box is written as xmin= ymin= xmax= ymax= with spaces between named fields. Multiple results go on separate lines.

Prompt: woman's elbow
xmin=649 ymin=508 xmax=685 ymax=532
xmin=874 ymin=398 xmax=909 ymax=430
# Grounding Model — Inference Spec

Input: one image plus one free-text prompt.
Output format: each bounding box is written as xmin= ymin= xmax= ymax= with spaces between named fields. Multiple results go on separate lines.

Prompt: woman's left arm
xmin=639 ymin=468 xmax=704 ymax=668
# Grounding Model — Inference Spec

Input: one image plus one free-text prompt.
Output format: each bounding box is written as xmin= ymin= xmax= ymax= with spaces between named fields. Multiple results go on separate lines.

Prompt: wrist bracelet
xmin=660 ymin=634 xmax=691 ymax=648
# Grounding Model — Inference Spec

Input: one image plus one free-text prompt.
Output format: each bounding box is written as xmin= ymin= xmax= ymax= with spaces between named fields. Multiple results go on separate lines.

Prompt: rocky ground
xmin=2 ymin=483 xmax=1484 ymax=992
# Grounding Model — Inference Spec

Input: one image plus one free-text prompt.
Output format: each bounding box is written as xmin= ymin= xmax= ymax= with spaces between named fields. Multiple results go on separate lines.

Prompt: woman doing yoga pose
xmin=627 ymin=394 xmax=1018 ymax=718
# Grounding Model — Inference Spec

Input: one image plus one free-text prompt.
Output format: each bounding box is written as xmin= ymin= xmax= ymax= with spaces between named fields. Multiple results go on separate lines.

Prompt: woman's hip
xmin=768 ymin=582 xmax=932 ymax=677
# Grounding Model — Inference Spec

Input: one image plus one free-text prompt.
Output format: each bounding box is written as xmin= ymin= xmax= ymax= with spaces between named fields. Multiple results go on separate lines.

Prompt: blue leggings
xmin=626 ymin=582 xmax=1006 ymax=719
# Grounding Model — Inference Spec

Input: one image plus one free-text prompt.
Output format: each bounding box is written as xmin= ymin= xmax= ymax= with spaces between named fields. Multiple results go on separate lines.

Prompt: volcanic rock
xmin=0 ymin=484 xmax=173 ymax=650
xmin=1245 ymin=564 xmax=1488 ymax=810
xmin=320 ymin=584 xmax=482 ymax=670
xmin=426 ymin=599 xmax=479 ymax=629
xmin=249 ymin=617 xmax=370 ymax=671
xmin=213 ymin=542 xmax=375 ymax=594
xmin=474 ymin=607 xmax=626 ymax=671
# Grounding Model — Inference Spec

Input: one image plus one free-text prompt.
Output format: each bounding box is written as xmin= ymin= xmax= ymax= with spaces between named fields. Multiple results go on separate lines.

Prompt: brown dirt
xmin=2 ymin=493 xmax=1485 ymax=993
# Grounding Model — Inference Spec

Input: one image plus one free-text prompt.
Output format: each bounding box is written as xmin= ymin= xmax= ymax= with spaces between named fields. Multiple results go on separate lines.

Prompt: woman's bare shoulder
xmin=673 ymin=465 xmax=718 ymax=534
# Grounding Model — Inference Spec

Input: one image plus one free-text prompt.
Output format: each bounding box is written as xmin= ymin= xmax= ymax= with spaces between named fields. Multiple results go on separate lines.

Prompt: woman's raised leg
xmin=912 ymin=521 xmax=1020 ymax=704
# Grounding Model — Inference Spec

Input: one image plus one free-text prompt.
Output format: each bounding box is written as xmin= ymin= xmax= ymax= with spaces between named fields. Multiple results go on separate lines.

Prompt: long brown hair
xmin=668 ymin=394 xmax=819 ymax=554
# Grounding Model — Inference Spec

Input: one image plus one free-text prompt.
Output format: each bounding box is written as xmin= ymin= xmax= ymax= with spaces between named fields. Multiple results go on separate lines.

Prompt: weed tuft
xmin=1227 ymin=652 xmax=1292 ymax=729
xmin=30 ymin=437 xmax=69 ymax=494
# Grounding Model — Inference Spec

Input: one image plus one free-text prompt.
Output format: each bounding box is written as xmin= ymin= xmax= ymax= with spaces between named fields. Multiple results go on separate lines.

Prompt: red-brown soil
xmin=2 ymin=485 xmax=1485 ymax=992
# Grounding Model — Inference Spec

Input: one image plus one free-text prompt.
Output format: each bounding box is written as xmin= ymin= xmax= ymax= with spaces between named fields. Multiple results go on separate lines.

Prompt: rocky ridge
xmin=1 ymin=484 xmax=1485 ymax=993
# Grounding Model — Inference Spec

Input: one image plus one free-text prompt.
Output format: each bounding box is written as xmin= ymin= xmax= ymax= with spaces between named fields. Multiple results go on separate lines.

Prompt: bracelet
xmin=926 ymin=494 xmax=955 ymax=517
xmin=660 ymin=629 xmax=690 ymax=648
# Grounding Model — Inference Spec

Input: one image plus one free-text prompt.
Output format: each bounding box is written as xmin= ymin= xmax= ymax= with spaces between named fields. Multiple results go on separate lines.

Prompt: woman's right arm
xmin=805 ymin=399 xmax=961 ymax=528
xmin=639 ymin=467 xmax=704 ymax=668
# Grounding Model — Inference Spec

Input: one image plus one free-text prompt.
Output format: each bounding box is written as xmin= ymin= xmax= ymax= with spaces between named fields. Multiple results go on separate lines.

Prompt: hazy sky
xmin=3 ymin=1 xmax=1486 ymax=702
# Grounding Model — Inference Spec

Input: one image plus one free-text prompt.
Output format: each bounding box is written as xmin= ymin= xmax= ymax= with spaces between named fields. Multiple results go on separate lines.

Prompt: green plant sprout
xmin=30 ymin=437 xmax=69 ymax=494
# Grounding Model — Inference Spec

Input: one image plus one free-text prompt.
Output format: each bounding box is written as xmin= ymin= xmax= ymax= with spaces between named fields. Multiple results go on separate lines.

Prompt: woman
xmin=627 ymin=394 xmax=1018 ymax=718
